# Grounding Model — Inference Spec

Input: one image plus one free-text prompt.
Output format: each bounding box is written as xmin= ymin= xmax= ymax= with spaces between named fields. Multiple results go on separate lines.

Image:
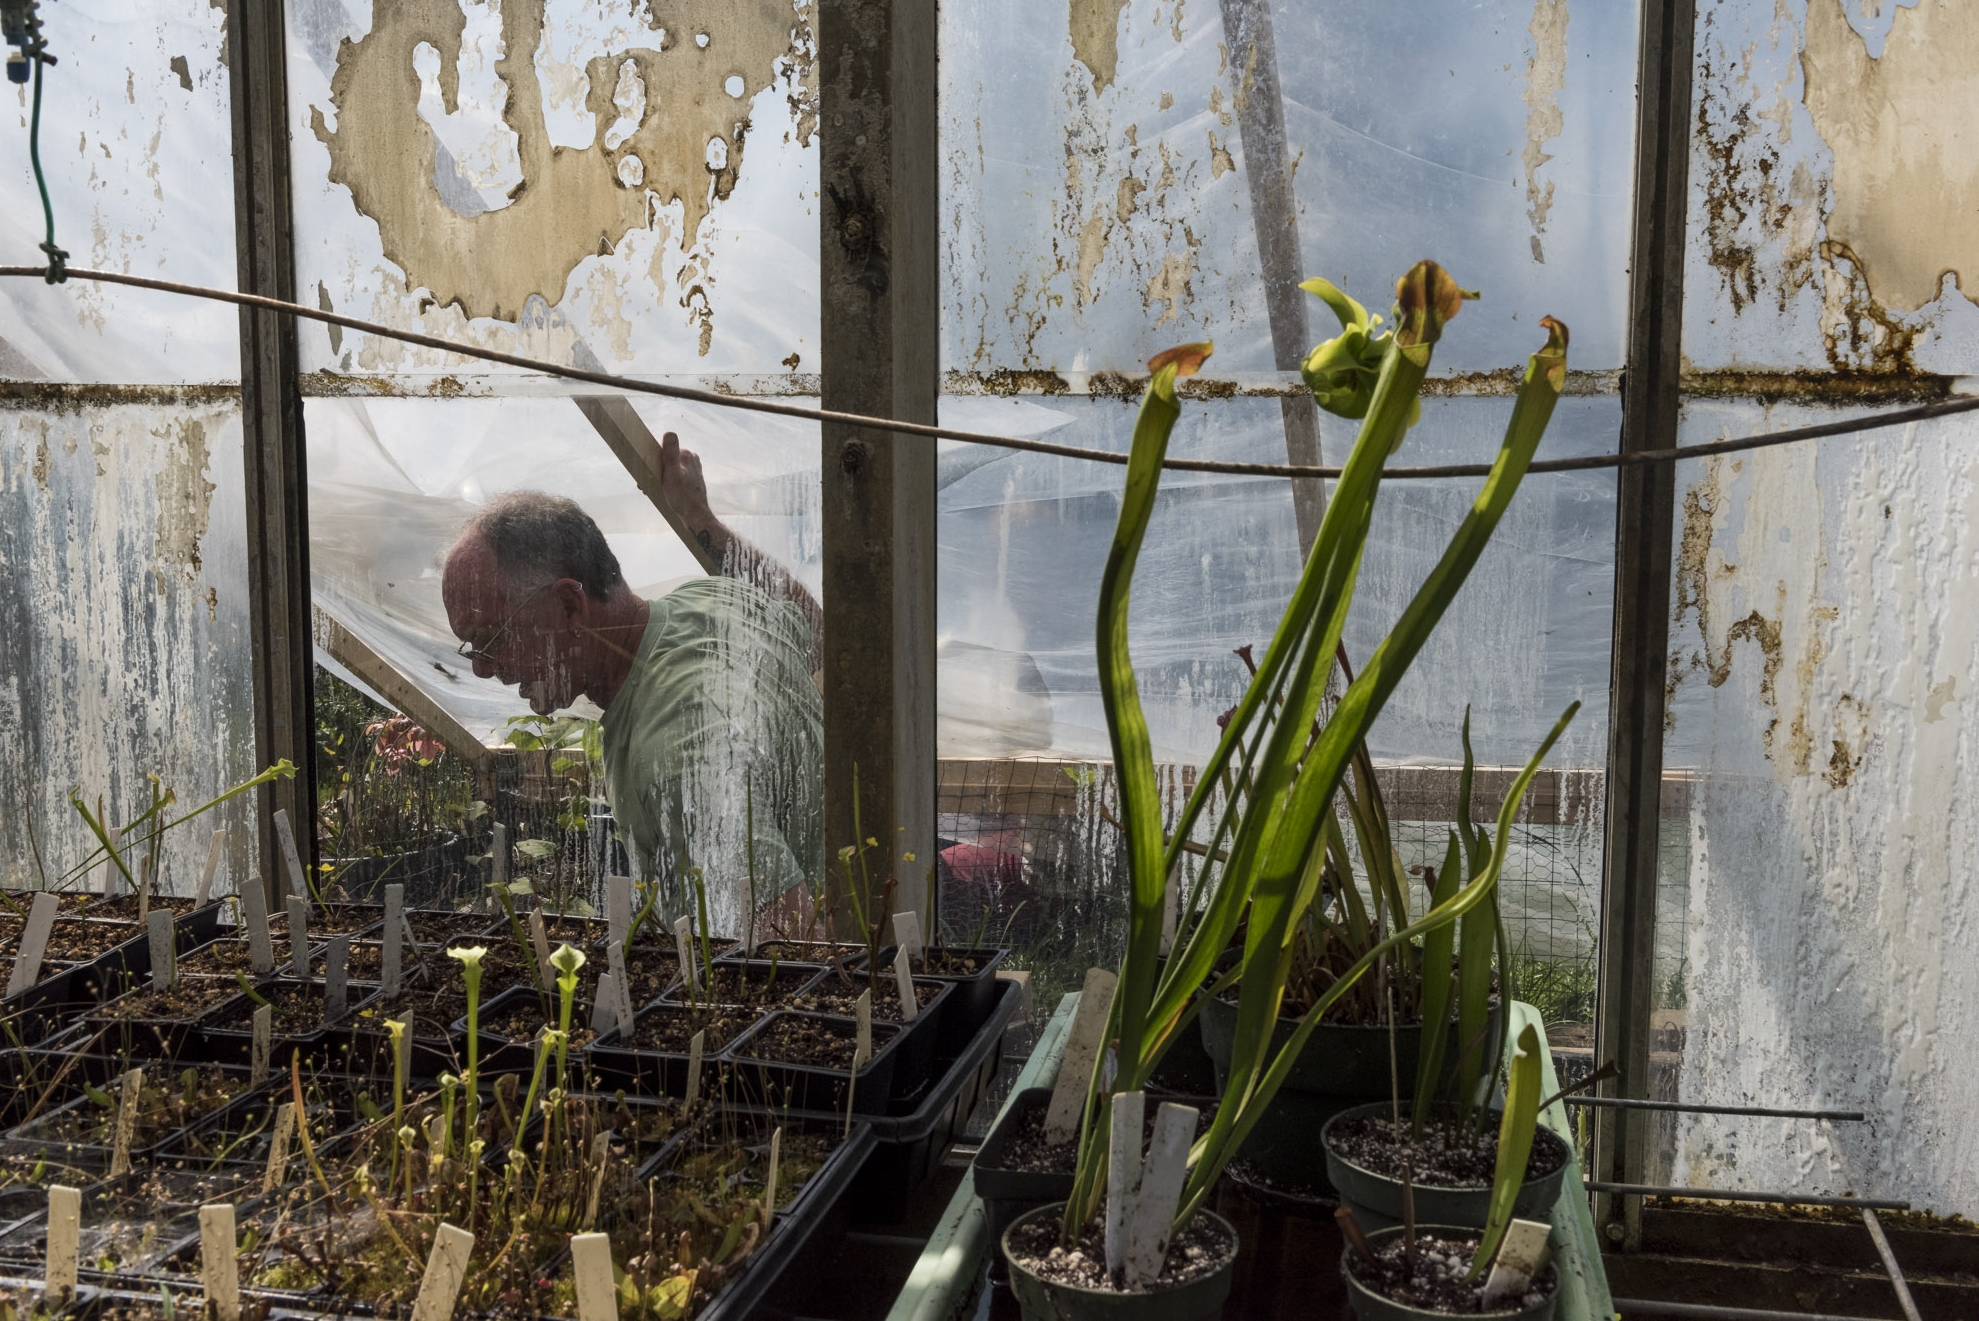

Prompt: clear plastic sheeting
xmin=306 ymin=394 xmax=821 ymax=743
xmin=938 ymin=393 xmax=1617 ymax=771
xmin=941 ymin=0 xmax=1638 ymax=375
xmin=0 ymin=0 xmax=239 ymax=382
xmin=1661 ymin=401 xmax=1979 ymax=1212
xmin=1683 ymin=0 xmax=1979 ymax=372
xmin=0 ymin=403 xmax=258 ymax=893
xmin=284 ymin=0 xmax=820 ymax=377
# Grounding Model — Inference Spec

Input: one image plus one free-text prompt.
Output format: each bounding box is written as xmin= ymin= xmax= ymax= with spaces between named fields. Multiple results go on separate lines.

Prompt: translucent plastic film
xmin=0 ymin=0 xmax=239 ymax=382
xmin=1660 ymin=401 xmax=1979 ymax=1212
xmin=0 ymin=402 xmax=258 ymax=893
xmin=942 ymin=0 xmax=1638 ymax=375
xmin=285 ymin=0 xmax=819 ymax=377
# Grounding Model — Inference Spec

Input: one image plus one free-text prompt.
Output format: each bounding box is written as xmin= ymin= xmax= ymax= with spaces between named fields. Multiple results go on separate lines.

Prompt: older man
xmin=441 ymin=441 xmax=821 ymax=933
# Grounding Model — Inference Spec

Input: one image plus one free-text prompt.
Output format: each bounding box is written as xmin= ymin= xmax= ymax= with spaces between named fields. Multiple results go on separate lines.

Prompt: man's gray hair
xmin=458 ymin=491 xmax=625 ymax=598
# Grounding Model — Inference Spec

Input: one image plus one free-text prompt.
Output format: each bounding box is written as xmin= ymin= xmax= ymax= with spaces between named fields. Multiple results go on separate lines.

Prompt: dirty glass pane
xmin=1684 ymin=0 xmax=1979 ymax=372
xmin=941 ymin=0 xmax=1639 ymax=376
xmin=285 ymin=0 xmax=819 ymax=377
xmin=0 ymin=1 xmax=239 ymax=382
xmin=0 ymin=403 xmax=259 ymax=894
xmin=308 ymin=394 xmax=820 ymax=742
xmin=1657 ymin=399 xmax=1979 ymax=1211
xmin=935 ymin=393 xmax=1616 ymax=1004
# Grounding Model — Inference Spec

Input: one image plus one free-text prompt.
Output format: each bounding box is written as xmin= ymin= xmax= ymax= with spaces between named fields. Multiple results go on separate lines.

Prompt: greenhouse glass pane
xmin=0 ymin=402 xmax=258 ymax=894
xmin=307 ymin=394 xmax=821 ymax=744
xmin=0 ymin=1 xmax=239 ymax=382
xmin=941 ymin=0 xmax=1638 ymax=376
xmin=285 ymin=0 xmax=819 ymax=377
xmin=935 ymin=393 xmax=1615 ymax=1003
xmin=1657 ymin=399 xmax=1979 ymax=1211
xmin=1683 ymin=0 xmax=1979 ymax=373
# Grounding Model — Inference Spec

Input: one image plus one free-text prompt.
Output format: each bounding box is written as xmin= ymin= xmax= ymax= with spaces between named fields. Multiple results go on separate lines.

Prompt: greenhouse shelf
xmin=882 ymin=997 xmax=1613 ymax=1321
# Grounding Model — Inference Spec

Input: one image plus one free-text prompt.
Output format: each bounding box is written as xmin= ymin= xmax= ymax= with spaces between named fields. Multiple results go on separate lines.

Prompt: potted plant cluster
xmin=0 ymin=751 xmax=1020 ymax=1318
xmin=981 ymin=261 xmax=1582 ymax=1319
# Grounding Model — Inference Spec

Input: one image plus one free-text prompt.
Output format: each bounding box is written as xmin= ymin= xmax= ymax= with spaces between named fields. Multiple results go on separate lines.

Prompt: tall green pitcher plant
xmin=1063 ymin=261 xmax=1578 ymax=1241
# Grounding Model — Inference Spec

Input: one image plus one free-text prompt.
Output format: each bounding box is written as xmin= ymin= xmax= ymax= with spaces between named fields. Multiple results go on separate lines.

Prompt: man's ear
xmin=551 ymin=578 xmax=588 ymax=630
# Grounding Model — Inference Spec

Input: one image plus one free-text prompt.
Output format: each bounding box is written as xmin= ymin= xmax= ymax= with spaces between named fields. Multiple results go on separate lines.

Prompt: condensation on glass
xmin=1657 ymin=400 xmax=1979 ymax=1211
xmin=0 ymin=0 xmax=239 ymax=382
xmin=0 ymin=403 xmax=259 ymax=894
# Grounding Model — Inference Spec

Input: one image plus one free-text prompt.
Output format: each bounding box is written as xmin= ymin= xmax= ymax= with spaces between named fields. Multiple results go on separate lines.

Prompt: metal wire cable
xmin=7 ymin=264 xmax=1979 ymax=479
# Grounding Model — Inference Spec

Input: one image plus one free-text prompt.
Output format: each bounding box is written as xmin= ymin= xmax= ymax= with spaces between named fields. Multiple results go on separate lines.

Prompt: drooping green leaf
xmin=1411 ymin=828 xmax=1464 ymax=1137
xmin=1471 ymin=1023 xmax=1544 ymax=1280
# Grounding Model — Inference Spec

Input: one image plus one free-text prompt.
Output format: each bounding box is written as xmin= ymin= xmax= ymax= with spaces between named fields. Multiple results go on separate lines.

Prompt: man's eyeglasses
xmin=455 ymin=582 xmax=554 ymax=666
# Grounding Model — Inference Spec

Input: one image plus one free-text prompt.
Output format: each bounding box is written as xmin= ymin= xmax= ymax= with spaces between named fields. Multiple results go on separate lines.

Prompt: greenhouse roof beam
xmin=311 ymin=606 xmax=495 ymax=797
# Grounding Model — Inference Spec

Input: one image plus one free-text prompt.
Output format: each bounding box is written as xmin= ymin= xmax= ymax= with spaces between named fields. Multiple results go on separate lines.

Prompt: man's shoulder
xmin=650 ymin=576 xmax=809 ymax=650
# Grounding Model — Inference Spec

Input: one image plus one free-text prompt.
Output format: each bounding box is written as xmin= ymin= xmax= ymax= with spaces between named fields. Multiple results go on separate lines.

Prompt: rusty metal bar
xmin=227 ymin=0 xmax=315 ymax=903
xmin=1594 ymin=0 xmax=1697 ymax=1254
xmin=1586 ymin=1183 xmax=1909 ymax=1212
xmin=818 ymin=0 xmax=939 ymax=937
xmin=1565 ymin=1097 xmax=1866 ymax=1121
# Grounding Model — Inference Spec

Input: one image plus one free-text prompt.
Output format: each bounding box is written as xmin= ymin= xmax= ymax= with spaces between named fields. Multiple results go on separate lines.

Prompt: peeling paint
xmin=1144 ymin=251 xmax=1193 ymax=327
xmin=314 ymin=0 xmax=808 ymax=324
xmin=1207 ymin=131 xmax=1234 ymax=179
xmin=1074 ymin=205 xmax=1111 ymax=307
xmin=1802 ymin=0 xmax=1979 ymax=314
xmin=1520 ymin=0 xmax=1568 ymax=264
xmin=151 ymin=416 xmax=216 ymax=585
xmin=1068 ymin=0 xmax=1131 ymax=92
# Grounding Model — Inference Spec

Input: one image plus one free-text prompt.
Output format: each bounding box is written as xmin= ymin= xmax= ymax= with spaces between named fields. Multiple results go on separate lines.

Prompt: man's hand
xmin=658 ymin=431 xmax=716 ymax=532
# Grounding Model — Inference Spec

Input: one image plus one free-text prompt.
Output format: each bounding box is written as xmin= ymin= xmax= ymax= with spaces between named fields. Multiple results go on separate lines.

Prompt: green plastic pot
xmin=1321 ymin=1101 xmax=1571 ymax=1232
xmin=1342 ymin=1224 xmax=1558 ymax=1321
xmin=1001 ymin=1202 xmax=1238 ymax=1321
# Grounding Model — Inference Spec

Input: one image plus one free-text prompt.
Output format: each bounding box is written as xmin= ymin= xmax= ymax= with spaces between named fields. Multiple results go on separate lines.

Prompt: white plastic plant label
xmin=583 ymin=1129 xmax=614 ymax=1231
xmin=262 ymin=1101 xmax=294 ymax=1193
xmin=528 ymin=911 xmax=555 ymax=993
xmin=1125 ymin=1102 xmax=1198 ymax=1286
xmin=762 ymin=1127 xmax=782 ymax=1227
xmin=383 ymin=883 xmax=404 ymax=999
xmin=1044 ymin=968 xmax=1117 ymax=1142
xmin=410 ymin=1221 xmax=475 ymax=1321
xmin=194 ymin=828 xmax=226 ymax=907
xmin=200 ymin=1202 xmax=240 ymax=1321
xmin=110 ymin=1066 xmax=143 ymax=1177
xmin=241 ymin=876 xmax=274 ymax=975
xmin=893 ymin=953 xmax=919 ymax=1022
xmin=272 ymin=808 xmax=308 ymax=900
xmin=673 ymin=914 xmax=698 ymax=995
xmin=854 ymin=988 xmax=872 ymax=1062
xmin=591 ymin=974 xmax=621 ymax=1037
xmin=1104 ymin=1089 xmax=1145 ymax=1278
xmin=46 ymin=1184 xmax=79 ymax=1301
xmin=570 ymin=1231 xmax=618 ymax=1321
xmin=492 ymin=822 xmax=510 ymax=894
xmin=148 ymin=909 xmax=177 ymax=991
xmin=325 ymin=935 xmax=350 ymax=1022
xmin=891 ymin=910 xmax=923 ymax=966
xmin=607 ymin=874 xmax=633 ymax=950
xmin=286 ymin=895 xmax=310 ymax=976
xmin=251 ymin=1003 xmax=272 ymax=1085
xmin=5 ymin=891 xmax=59 ymax=998
xmin=686 ymin=1029 xmax=705 ymax=1106
xmin=1482 ymin=1218 xmax=1554 ymax=1305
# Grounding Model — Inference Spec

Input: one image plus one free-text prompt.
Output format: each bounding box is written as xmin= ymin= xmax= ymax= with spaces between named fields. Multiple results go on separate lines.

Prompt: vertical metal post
xmin=1218 ymin=0 xmax=1324 ymax=556
xmin=818 ymin=0 xmax=939 ymax=935
xmin=228 ymin=0 xmax=315 ymax=901
xmin=1594 ymin=0 xmax=1695 ymax=1254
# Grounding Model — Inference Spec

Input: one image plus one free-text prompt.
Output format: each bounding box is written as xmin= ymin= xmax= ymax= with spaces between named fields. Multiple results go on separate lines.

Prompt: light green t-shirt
xmin=598 ymin=577 xmax=822 ymax=927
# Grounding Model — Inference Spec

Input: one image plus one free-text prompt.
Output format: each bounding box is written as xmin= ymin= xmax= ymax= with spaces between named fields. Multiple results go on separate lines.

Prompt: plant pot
xmin=974 ymin=1087 xmax=1073 ymax=1251
xmin=1341 ymin=1223 xmax=1559 ymax=1321
xmin=915 ymin=944 xmax=1008 ymax=1056
xmin=793 ymin=972 xmax=955 ymax=1105
xmin=195 ymin=977 xmax=383 ymax=1068
xmin=323 ymin=831 xmax=468 ymax=907
xmin=726 ymin=1010 xmax=903 ymax=1114
xmin=1214 ymin=1160 xmax=1348 ymax=1321
xmin=1198 ymin=996 xmax=1503 ymax=1193
xmin=659 ymin=958 xmax=826 ymax=1012
xmin=1320 ymin=1102 xmax=1571 ymax=1232
xmin=1001 ymin=1201 xmax=1238 ymax=1321
xmin=82 ymin=974 xmax=246 ymax=1059
xmin=586 ymin=1001 xmax=761 ymax=1096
